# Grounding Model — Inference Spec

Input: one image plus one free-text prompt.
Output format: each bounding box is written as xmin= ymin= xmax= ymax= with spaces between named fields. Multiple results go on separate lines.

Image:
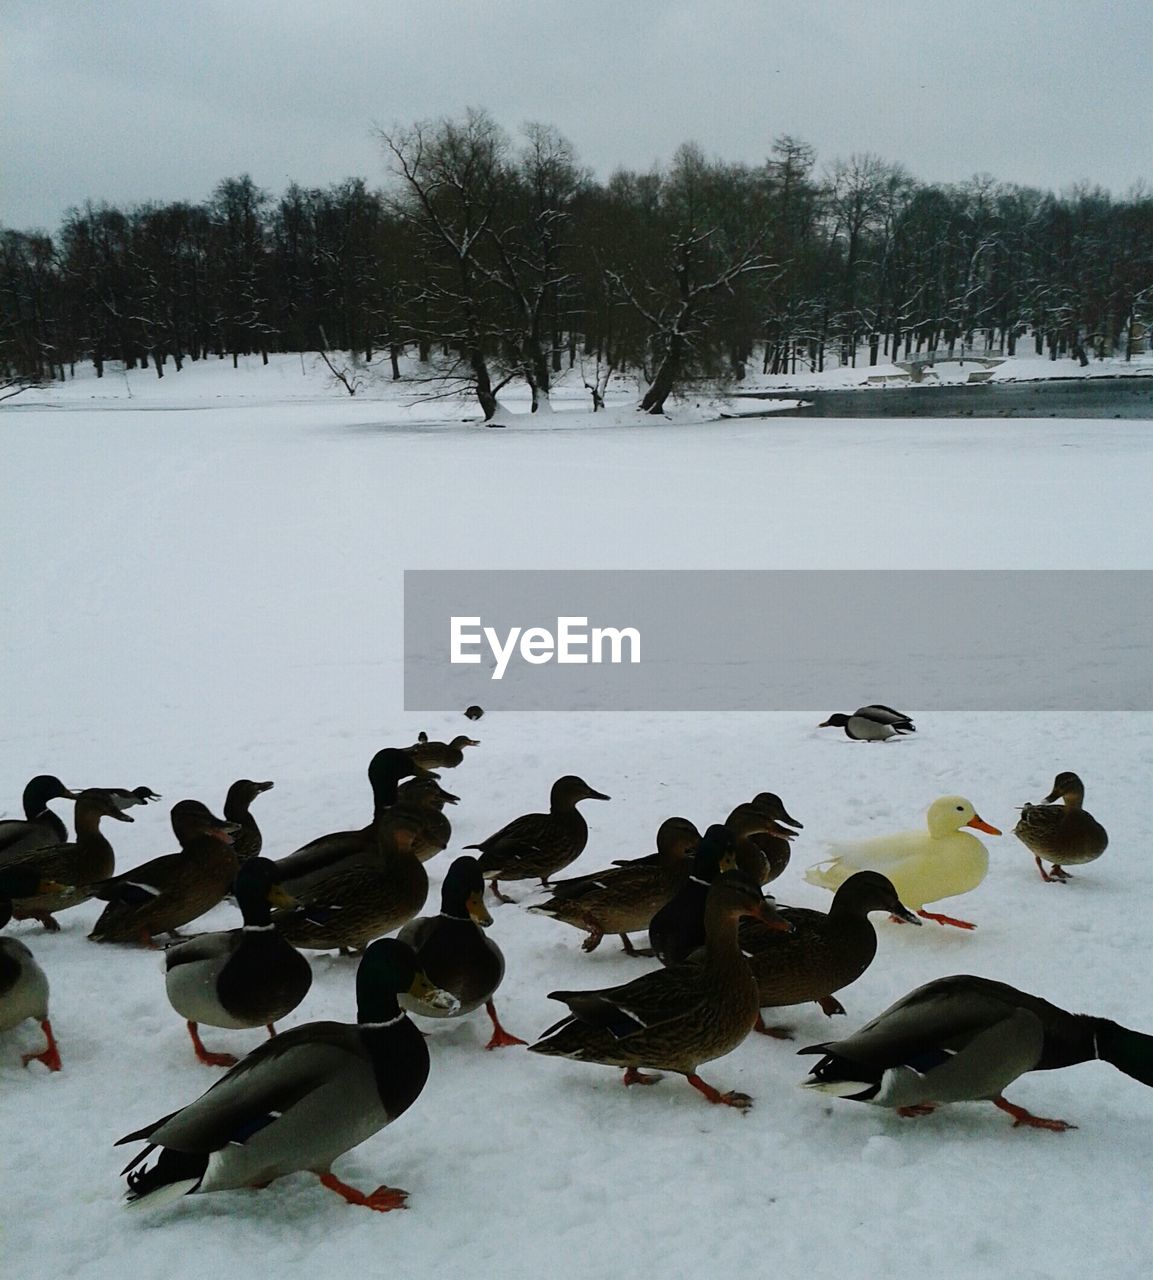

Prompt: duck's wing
xmin=118 ymin=1022 xmax=363 ymax=1155
xmin=858 ymin=705 xmax=916 ymax=730
xmin=1013 ymin=803 xmax=1065 ymax=849
xmin=799 ymin=977 xmax=1032 ymax=1067
xmin=0 ymin=820 xmax=60 ymax=862
xmin=548 ymin=966 xmax=710 ymax=1042
xmin=164 ymin=929 xmax=240 ymax=971
xmin=92 ymin=852 xmax=183 ymax=902
xmin=466 ymin=812 xmax=551 ymax=856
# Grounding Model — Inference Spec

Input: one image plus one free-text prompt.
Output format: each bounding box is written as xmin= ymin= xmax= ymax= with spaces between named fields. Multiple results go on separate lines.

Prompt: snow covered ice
xmin=2 ymin=354 xmax=1153 ymax=1279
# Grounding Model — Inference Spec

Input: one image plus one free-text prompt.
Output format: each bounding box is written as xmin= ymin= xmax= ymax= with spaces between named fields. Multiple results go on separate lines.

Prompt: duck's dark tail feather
xmin=123 ymin=1147 xmax=208 ymax=1207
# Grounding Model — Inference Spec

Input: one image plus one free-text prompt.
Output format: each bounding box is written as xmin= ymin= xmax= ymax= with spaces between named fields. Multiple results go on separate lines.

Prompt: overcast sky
xmin=4 ymin=0 xmax=1151 ymax=232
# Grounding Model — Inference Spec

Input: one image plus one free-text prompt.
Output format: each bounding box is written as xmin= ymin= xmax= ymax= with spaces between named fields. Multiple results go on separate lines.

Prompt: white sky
xmin=4 ymin=0 xmax=1151 ymax=232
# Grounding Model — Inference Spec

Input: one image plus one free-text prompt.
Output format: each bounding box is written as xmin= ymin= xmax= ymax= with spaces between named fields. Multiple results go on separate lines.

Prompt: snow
xmin=3 ymin=357 xmax=1153 ymax=1279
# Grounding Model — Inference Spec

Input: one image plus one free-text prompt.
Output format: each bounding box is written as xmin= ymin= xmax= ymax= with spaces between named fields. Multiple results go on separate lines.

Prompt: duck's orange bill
xmin=966 ymin=816 xmax=1002 ymax=836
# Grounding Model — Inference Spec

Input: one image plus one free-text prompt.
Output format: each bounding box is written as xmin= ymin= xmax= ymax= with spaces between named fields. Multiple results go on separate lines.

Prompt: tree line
xmin=3 ymin=109 xmax=1152 ymax=416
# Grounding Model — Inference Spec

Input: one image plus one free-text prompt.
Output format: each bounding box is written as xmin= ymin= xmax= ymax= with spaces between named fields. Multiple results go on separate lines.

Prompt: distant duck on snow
xmin=819 ymin=705 xmax=916 ymax=742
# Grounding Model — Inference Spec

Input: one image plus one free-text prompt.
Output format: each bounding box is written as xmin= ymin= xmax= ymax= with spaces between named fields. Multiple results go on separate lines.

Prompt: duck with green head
xmin=398 ymin=855 xmax=525 ymax=1049
xmin=0 ymin=867 xmax=66 ymax=1071
xmin=0 ymin=775 xmax=80 ymax=860
xmin=164 ymin=858 xmax=313 ymax=1067
xmin=119 ymin=937 xmax=456 ymax=1211
xmin=801 ymin=974 xmax=1153 ymax=1131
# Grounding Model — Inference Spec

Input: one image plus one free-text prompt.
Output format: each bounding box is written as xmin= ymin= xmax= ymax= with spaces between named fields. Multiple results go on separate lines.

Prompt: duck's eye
xmin=956 ymin=805 xmax=964 ymax=811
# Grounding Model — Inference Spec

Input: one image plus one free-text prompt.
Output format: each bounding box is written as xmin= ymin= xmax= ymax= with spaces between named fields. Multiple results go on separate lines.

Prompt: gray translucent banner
xmin=403 ymin=571 xmax=1153 ymax=711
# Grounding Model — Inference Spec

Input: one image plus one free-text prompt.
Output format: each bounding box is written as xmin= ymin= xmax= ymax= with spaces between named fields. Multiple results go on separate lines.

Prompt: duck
xmin=0 ymin=775 xmax=80 ymax=860
xmin=648 ymin=824 xmax=739 ymax=966
xmin=89 ymin=801 xmax=241 ymax=945
xmin=466 ymin=775 xmax=610 ymax=903
xmin=406 ymin=733 xmax=480 ymax=771
xmin=5 ymin=789 xmax=137 ymax=930
xmin=273 ymin=749 xmax=419 ymax=891
xmin=223 ymin=780 xmax=275 ymax=863
xmin=819 ymin=705 xmax=916 ymax=742
xmin=744 ymin=792 xmax=803 ymax=884
xmin=117 ymin=938 xmax=457 ymax=1212
xmin=739 ymin=871 xmax=920 ymax=1038
xmin=397 ymin=855 xmax=525 ymax=1048
xmin=164 ymin=858 xmax=313 ymax=1067
xmin=99 ymin=786 xmax=163 ymax=813
xmin=1014 ymin=772 xmax=1108 ymax=883
xmin=724 ymin=797 xmax=801 ymax=885
xmin=800 ymin=974 xmax=1153 ymax=1131
xmin=391 ymin=775 xmax=459 ymax=862
xmin=464 ymin=706 xmax=484 ymax=721
xmin=529 ymin=872 xmax=789 ymax=1108
xmin=531 ymin=817 xmax=702 ymax=956
xmin=804 ymin=796 xmax=1001 ymax=929
xmin=272 ymin=818 xmax=428 ymax=953
xmin=0 ymin=868 xmax=64 ymax=1071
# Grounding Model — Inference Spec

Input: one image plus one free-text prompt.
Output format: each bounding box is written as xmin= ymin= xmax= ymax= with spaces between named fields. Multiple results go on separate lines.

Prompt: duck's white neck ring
xmin=689 ymin=875 xmax=710 ymax=887
xmin=361 ymin=1012 xmax=406 ymax=1029
xmin=243 ymin=923 xmax=277 ymax=933
xmin=439 ymin=911 xmax=471 ymax=922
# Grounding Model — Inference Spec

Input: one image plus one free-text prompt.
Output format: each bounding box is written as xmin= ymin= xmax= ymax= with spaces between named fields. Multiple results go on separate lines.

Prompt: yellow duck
xmin=804 ymin=796 xmax=1001 ymax=930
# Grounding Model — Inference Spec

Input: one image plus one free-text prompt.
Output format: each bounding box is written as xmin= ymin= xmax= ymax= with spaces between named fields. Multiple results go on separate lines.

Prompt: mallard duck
xmin=274 ymin=749 xmax=419 ymax=891
xmin=397 ymin=855 xmax=525 ymax=1048
xmin=117 ymin=938 xmax=457 ymax=1211
xmin=805 ymin=796 xmax=1001 ymax=929
xmin=223 ymin=780 xmax=274 ymax=863
xmin=272 ymin=818 xmax=428 ymax=953
xmin=164 ymin=858 xmax=313 ymax=1067
xmin=6 ymin=789 xmax=137 ymax=930
xmin=466 ymin=775 xmax=610 ymax=903
xmin=819 ymin=705 xmax=916 ymax=742
xmin=0 ymin=868 xmax=65 ymax=1071
xmin=800 ymin=974 xmax=1153 ymax=1130
xmin=0 ymin=775 xmax=80 ymax=860
xmin=648 ymin=824 xmax=740 ymax=966
xmin=89 ymin=801 xmax=240 ymax=945
xmin=724 ymin=798 xmax=801 ymax=885
xmin=744 ymin=792 xmax=803 ymax=884
xmin=406 ymin=733 xmax=480 ymax=771
xmin=100 ymin=786 xmax=162 ymax=813
xmin=739 ymin=871 xmax=920 ymax=1037
xmin=530 ymin=872 xmax=788 ymax=1108
xmin=464 ymin=705 xmax=484 ymax=721
xmin=531 ymin=817 xmax=702 ymax=956
xmin=1014 ymin=772 xmax=1108 ymax=883
xmin=391 ymin=775 xmax=459 ymax=862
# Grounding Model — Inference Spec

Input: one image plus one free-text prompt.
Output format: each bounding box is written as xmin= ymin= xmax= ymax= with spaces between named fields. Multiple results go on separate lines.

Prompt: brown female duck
xmin=724 ymin=797 xmax=800 ymax=885
xmin=1014 ymin=772 xmax=1108 ymax=883
xmin=273 ymin=749 xmax=419 ymax=892
xmin=649 ymin=824 xmax=741 ymax=966
xmin=88 ymin=801 xmax=240 ymax=945
xmin=272 ymin=816 xmax=428 ymax=952
xmin=530 ymin=872 xmax=789 ymax=1108
xmin=406 ymin=733 xmax=480 ymax=771
xmin=7 ymin=789 xmax=136 ymax=930
xmin=466 ymin=775 xmax=610 ymax=903
xmin=391 ymin=775 xmax=459 ymax=862
xmin=531 ymin=817 xmax=702 ymax=955
xmin=739 ymin=871 xmax=920 ymax=1037
xmin=223 ymin=779 xmax=275 ymax=863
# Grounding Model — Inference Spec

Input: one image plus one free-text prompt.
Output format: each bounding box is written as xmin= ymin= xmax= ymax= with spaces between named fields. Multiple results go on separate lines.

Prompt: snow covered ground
xmin=3 ymin=357 xmax=1152 ymax=1279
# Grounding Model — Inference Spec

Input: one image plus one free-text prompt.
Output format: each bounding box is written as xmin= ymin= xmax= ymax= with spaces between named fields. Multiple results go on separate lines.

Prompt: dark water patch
xmin=732 ymin=376 xmax=1153 ymax=419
